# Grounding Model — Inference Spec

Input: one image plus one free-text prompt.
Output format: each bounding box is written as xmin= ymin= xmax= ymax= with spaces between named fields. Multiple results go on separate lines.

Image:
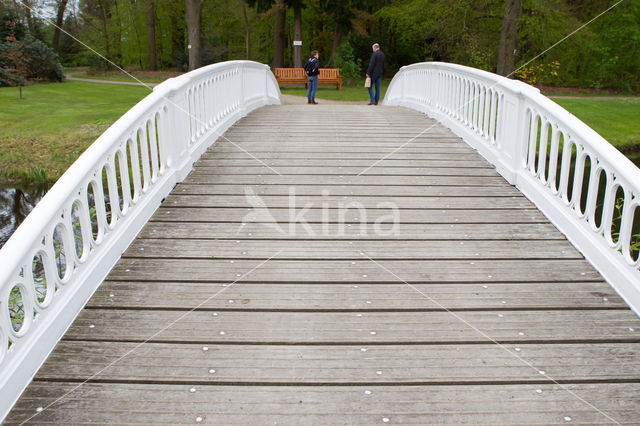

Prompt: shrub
xmin=0 ymin=35 xmax=64 ymax=87
xmin=335 ymin=42 xmax=362 ymax=81
xmin=514 ymin=61 xmax=561 ymax=86
xmin=23 ymin=36 xmax=64 ymax=82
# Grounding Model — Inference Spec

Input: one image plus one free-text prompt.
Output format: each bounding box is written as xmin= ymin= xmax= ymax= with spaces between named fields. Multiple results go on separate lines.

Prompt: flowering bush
xmin=514 ymin=61 xmax=560 ymax=86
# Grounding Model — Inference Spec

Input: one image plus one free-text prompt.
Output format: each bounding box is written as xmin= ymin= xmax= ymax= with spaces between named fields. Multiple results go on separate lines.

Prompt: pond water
xmin=0 ymin=186 xmax=46 ymax=250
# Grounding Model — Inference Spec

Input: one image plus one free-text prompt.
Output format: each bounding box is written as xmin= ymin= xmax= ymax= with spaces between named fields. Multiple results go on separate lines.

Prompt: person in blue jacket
xmin=304 ymin=50 xmax=320 ymax=104
xmin=366 ymin=43 xmax=385 ymax=105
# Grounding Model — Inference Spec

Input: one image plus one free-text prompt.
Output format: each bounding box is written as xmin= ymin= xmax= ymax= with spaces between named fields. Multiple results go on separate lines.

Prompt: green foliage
xmin=0 ymin=5 xmax=27 ymax=41
xmin=376 ymin=0 xmax=503 ymax=70
xmin=0 ymin=0 xmax=638 ymax=91
xmin=334 ymin=42 xmax=362 ymax=80
xmin=0 ymin=35 xmax=64 ymax=87
xmin=22 ymin=36 xmax=65 ymax=82
xmin=0 ymin=41 xmax=28 ymax=89
xmin=24 ymin=167 xmax=48 ymax=190
xmin=375 ymin=0 xmax=639 ymax=91
xmin=577 ymin=1 xmax=640 ymax=92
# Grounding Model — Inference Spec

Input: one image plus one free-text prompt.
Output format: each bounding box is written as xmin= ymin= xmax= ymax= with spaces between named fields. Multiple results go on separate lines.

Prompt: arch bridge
xmin=1 ymin=61 xmax=640 ymax=424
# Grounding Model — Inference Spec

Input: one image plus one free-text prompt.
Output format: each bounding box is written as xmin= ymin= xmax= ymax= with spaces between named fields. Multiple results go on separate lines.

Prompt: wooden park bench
xmin=275 ymin=68 xmax=343 ymax=89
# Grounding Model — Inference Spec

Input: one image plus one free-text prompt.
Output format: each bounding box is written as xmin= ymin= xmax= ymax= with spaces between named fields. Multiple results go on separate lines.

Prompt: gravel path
xmin=65 ymin=74 xmax=156 ymax=88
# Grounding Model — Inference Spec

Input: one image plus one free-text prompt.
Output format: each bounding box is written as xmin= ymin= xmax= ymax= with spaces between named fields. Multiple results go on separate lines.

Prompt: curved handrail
xmin=0 ymin=60 xmax=281 ymax=419
xmin=385 ymin=62 xmax=640 ymax=314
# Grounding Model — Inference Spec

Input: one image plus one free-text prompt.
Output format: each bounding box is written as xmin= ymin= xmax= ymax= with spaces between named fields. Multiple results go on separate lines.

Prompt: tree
xmin=80 ymin=0 xmax=117 ymax=65
xmin=293 ymin=4 xmax=302 ymax=66
xmin=185 ymin=0 xmax=203 ymax=70
xmin=497 ymin=0 xmax=522 ymax=76
xmin=242 ymin=2 xmax=250 ymax=59
xmin=273 ymin=0 xmax=285 ymax=67
xmin=168 ymin=2 xmax=187 ymax=70
xmin=147 ymin=0 xmax=157 ymax=70
xmin=0 ymin=20 xmax=30 ymax=99
xmin=52 ymin=0 xmax=68 ymax=52
xmin=245 ymin=0 xmax=304 ymax=67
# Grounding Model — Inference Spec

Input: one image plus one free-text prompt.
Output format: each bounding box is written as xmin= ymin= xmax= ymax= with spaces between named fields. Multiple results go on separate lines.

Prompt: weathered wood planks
xmin=6 ymin=104 xmax=640 ymax=424
xmin=7 ymin=383 xmax=640 ymax=424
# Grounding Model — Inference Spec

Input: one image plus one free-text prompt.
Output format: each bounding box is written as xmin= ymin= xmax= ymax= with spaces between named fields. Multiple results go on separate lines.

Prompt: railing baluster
xmin=382 ymin=61 xmax=640 ymax=317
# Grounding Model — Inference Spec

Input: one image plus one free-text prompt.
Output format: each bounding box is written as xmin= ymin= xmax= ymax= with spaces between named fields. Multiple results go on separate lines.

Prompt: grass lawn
xmin=280 ymin=79 xmax=389 ymax=101
xmin=0 ymin=78 xmax=637 ymax=187
xmin=0 ymin=81 xmax=150 ymax=186
xmin=66 ymin=67 xmax=183 ymax=84
xmin=551 ymin=97 xmax=640 ymax=165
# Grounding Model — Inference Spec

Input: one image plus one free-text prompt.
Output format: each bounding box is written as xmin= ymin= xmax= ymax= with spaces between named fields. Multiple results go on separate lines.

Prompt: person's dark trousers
xmin=368 ymin=75 xmax=382 ymax=105
xmin=307 ymin=76 xmax=318 ymax=103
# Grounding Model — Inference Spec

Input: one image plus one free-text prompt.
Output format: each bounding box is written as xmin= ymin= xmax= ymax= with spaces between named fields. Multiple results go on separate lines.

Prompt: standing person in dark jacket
xmin=304 ymin=50 xmax=320 ymax=104
xmin=366 ymin=43 xmax=385 ymax=105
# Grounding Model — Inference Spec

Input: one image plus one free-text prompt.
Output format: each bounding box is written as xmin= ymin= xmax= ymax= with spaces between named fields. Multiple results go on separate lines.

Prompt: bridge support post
xmin=494 ymin=88 xmax=528 ymax=185
xmin=162 ymin=81 xmax=192 ymax=182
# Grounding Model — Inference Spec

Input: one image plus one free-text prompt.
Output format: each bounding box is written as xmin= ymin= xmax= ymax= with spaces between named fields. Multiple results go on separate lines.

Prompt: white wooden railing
xmin=385 ymin=62 xmax=640 ymax=315
xmin=0 ymin=60 xmax=281 ymax=419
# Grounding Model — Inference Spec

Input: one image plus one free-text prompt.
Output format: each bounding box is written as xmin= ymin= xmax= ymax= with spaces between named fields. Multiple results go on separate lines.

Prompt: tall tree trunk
xmin=496 ymin=0 xmax=522 ymax=77
xmin=147 ymin=0 xmax=157 ymax=70
xmin=113 ymin=0 xmax=124 ymax=65
xmin=185 ymin=0 xmax=202 ymax=71
xmin=98 ymin=0 xmax=111 ymax=64
xmin=327 ymin=27 xmax=342 ymax=67
xmin=273 ymin=0 xmax=286 ymax=68
xmin=293 ymin=6 xmax=302 ymax=67
xmin=242 ymin=3 xmax=250 ymax=59
xmin=52 ymin=0 xmax=68 ymax=52
xmin=170 ymin=5 xmax=185 ymax=70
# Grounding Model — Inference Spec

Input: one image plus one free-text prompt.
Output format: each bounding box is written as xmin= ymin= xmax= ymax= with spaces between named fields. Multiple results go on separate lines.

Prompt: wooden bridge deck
xmin=7 ymin=105 xmax=640 ymax=424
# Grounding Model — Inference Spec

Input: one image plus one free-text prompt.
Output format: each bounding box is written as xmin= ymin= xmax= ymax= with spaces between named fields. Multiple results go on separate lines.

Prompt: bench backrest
xmin=275 ymin=68 xmax=342 ymax=80
xmin=319 ymin=68 xmax=341 ymax=78
xmin=275 ymin=68 xmax=306 ymax=79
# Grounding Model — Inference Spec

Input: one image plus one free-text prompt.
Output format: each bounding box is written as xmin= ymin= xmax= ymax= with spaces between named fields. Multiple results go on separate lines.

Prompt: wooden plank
xmin=203 ymin=151 xmax=482 ymax=159
xmin=224 ymin=127 xmax=458 ymax=134
xmin=172 ymin=184 xmax=522 ymax=197
xmin=183 ymin=174 xmax=510 ymax=186
xmin=123 ymin=239 xmax=581 ymax=260
xmin=8 ymin=382 xmax=639 ymax=424
xmin=230 ymin=123 xmax=448 ymax=129
xmin=89 ymin=281 xmax=622 ymax=310
xmin=138 ymin=222 xmax=565 ymax=240
xmin=187 ymin=166 xmax=501 ymax=176
xmin=35 ymin=341 xmax=640 ymax=383
xmin=163 ymin=194 xmax=533 ymax=209
xmin=63 ymin=309 xmax=640 ymax=343
xmin=210 ymin=142 xmax=469 ymax=149
xmin=150 ymin=207 xmax=547 ymax=223
xmin=107 ymin=259 xmax=601 ymax=283
xmin=195 ymin=159 xmax=493 ymax=168
xmin=206 ymin=146 xmax=477 ymax=154
xmin=223 ymin=128 xmax=459 ymax=135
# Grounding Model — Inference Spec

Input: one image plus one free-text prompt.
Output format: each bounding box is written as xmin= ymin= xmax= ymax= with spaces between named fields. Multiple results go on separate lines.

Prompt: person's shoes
xmin=368 ymin=102 xmax=375 ymax=105
xmin=312 ymin=100 xmax=319 ymax=104
xmin=307 ymin=101 xmax=313 ymax=104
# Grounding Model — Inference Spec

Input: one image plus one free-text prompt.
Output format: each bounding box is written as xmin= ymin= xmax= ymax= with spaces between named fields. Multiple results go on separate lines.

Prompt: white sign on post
xmin=293 ymin=40 xmax=302 ymax=46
